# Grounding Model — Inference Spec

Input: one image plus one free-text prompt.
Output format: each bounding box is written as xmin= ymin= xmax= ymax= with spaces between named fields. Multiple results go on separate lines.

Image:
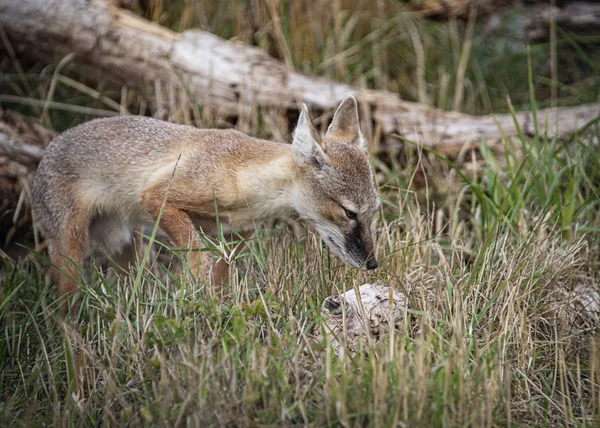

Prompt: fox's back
xmin=33 ymin=116 xmax=269 ymax=236
xmin=36 ymin=116 xmax=280 ymax=178
xmin=38 ymin=116 xmax=202 ymax=175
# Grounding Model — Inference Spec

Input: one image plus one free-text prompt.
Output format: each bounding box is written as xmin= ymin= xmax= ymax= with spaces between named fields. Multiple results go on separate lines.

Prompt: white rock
xmin=316 ymin=283 xmax=408 ymax=354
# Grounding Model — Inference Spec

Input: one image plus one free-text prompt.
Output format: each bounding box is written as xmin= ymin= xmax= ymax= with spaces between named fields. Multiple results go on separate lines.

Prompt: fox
xmin=32 ymin=96 xmax=381 ymax=307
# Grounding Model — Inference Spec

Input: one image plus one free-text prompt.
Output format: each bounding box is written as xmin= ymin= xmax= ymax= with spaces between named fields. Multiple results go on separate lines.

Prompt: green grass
xmin=1 ymin=1 xmax=600 ymax=426
xmin=1 ymin=110 xmax=599 ymax=425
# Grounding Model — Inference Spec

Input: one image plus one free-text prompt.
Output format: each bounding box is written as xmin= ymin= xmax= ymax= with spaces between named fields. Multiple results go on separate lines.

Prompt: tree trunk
xmin=0 ymin=0 xmax=598 ymax=156
xmin=0 ymin=109 xmax=54 ymax=254
xmin=523 ymin=1 xmax=600 ymax=41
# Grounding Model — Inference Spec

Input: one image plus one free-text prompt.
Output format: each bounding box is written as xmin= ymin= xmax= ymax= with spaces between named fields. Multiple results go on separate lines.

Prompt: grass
xmin=1 ymin=111 xmax=599 ymax=425
xmin=1 ymin=0 xmax=600 ymax=426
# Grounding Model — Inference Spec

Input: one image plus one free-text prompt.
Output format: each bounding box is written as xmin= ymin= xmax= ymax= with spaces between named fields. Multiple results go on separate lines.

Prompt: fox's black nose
xmin=366 ymin=258 xmax=378 ymax=270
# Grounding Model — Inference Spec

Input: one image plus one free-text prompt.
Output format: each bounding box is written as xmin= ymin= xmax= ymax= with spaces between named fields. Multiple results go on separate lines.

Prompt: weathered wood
xmin=524 ymin=1 xmax=600 ymax=40
xmin=403 ymin=0 xmax=600 ymax=35
xmin=0 ymin=109 xmax=54 ymax=167
xmin=402 ymin=0 xmax=499 ymax=18
xmin=0 ymin=0 xmax=598 ymax=155
xmin=0 ymin=109 xmax=54 ymax=253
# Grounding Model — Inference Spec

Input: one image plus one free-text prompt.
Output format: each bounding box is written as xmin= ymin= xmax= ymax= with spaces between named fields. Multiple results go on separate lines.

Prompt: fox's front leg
xmin=143 ymin=200 xmax=202 ymax=277
xmin=201 ymin=231 xmax=253 ymax=288
xmin=179 ymin=236 xmax=231 ymax=290
xmin=200 ymin=253 xmax=229 ymax=288
xmin=142 ymin=192 xmax=224 ymax=287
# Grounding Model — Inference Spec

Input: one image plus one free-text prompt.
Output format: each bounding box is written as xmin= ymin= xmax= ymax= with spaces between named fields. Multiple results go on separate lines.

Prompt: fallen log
xmin=524 ymin=1 xmax=600 ymax=41
xmin=0 ymin=109 xmax=54 ymax=253
xmin=0 ymin=0 xmax=598 ymax=157
xmin=401 ymin=0 xmax=498 ymax=18
xmin=0 ymin=108 xmax=54 ymax=185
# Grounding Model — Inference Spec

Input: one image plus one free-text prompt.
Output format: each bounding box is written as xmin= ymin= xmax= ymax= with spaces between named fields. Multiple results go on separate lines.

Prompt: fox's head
xmin=291 ymin=96 xmax=380 ymax=270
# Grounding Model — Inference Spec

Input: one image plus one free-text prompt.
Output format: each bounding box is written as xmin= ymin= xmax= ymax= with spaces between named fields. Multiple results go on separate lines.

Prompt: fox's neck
xmin=234 ymin=144 xmax=298 ymax=222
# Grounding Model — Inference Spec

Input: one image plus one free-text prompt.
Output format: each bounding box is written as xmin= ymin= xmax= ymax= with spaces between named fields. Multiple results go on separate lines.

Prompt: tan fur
xmin=32 ymin=96 xmax=380 ymax=310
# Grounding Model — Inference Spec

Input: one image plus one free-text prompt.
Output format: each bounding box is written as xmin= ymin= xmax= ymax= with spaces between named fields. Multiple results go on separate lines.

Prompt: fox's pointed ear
xmin=292 ymin=104 xmax=328 ymax=167
xmin=326 ymin=95 xmax=367 ymax=151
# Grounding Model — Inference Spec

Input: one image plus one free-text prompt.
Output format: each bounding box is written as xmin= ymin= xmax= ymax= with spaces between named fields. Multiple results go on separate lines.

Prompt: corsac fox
xmin=32 ymin=96 xmax=381 ymax=304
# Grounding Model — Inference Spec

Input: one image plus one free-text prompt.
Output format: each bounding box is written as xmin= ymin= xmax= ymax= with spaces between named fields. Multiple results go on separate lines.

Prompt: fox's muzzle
xmin=365 ymin=258 xmax=378 ymax=270
xmin=345 ymin=222 xmax=378 ymax=270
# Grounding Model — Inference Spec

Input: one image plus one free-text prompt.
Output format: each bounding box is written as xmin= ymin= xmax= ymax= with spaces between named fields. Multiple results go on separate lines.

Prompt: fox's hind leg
xmin=47 ymin=210 xmax=90 ymax=315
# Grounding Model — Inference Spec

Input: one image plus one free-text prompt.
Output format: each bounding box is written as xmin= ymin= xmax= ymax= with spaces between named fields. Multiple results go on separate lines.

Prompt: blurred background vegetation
xmin=2 ymin=0 xmax=599 ymax=132
xmin=133 ymin=0 xmax=600 ymax=112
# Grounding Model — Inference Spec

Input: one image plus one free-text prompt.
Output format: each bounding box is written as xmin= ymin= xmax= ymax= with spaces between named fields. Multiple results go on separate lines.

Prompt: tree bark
xmin=0 ymin=109 xmax=54 ymax=253
xmin=523 ymin=1 xmax=600 ymax=41
xmin=0 ymin=0 xmax=598 ymax=156
xmin=402 ymin=0 xmax=501 ymax=18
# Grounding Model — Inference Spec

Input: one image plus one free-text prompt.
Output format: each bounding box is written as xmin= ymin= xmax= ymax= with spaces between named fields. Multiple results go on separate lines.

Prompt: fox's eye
xmin=344 ymin=208 xmax=357 ymax=220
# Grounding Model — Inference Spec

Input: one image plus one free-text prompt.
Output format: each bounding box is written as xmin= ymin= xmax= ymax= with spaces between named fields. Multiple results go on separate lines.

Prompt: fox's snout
xmin=344 ymin=243 xmax=378 ymax=271
xmin=365 ymin=258 xmax=378 ymax=270
xmin=348 ymin=240 xmax=378 ymax=271
xmin=343 ymin=220 xmax=378 ymax=271
xmin=354 ymin=246 xmax=378 ymax=271
xmin=318 ymin=225 xmax=378 ymax=271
